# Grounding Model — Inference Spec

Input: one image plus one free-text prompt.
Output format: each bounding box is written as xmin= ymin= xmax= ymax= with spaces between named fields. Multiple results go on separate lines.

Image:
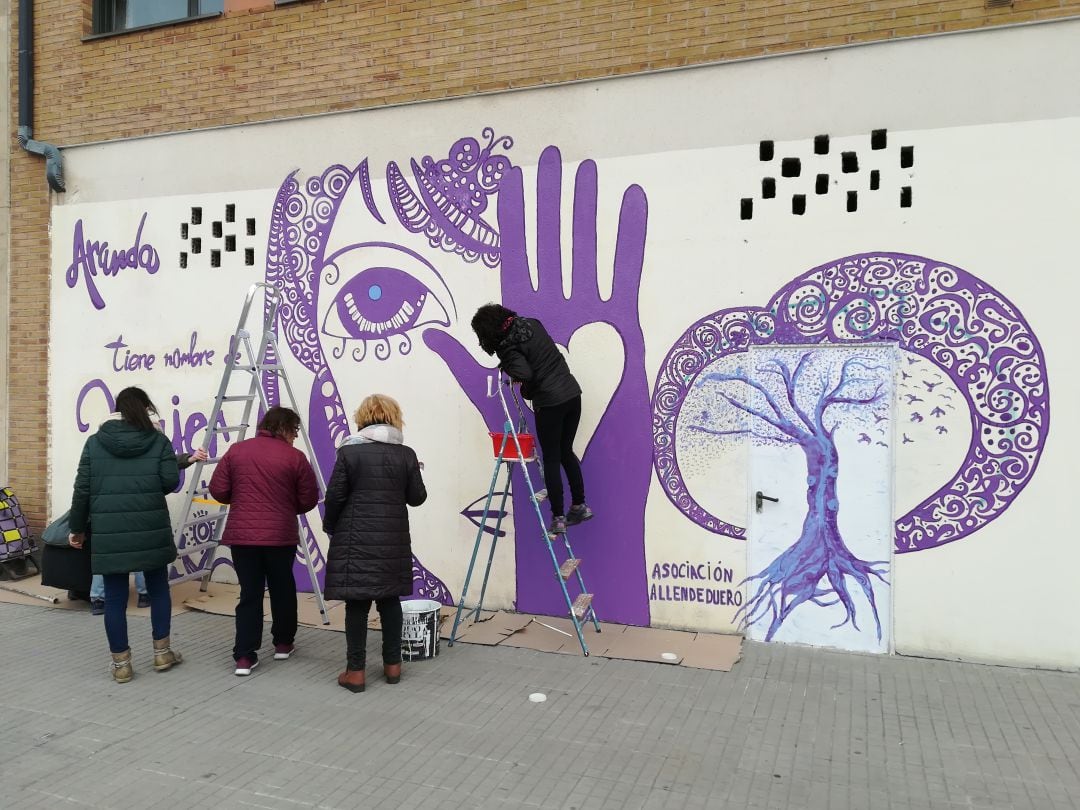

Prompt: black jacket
xmin=496 ymin=317 xmax=582 ymax=408
xmin=322 ymin=429 xmax=427 ymax=601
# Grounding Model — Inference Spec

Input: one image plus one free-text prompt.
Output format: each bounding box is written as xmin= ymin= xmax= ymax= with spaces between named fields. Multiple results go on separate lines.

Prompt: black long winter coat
xmin=496 ymin=317 xmax=582 ymax=409
xmin=322 ymin=434 xmax=427 ymax=601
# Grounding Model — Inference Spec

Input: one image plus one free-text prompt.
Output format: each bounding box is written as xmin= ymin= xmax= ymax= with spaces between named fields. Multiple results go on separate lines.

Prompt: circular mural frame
xmin=651 ymin=252 xmax=1050 ymax=553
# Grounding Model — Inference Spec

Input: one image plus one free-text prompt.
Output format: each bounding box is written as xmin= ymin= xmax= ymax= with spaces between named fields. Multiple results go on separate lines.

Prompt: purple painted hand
xmin=426 ymin=146 xmax=651 ymax=625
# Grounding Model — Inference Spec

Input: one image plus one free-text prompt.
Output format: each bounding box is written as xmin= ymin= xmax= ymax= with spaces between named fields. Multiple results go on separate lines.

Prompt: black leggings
xmin=344 ymin=598 xmax=403 ymax=670
xmin=533 ymin=395 xmax=585 ymax=516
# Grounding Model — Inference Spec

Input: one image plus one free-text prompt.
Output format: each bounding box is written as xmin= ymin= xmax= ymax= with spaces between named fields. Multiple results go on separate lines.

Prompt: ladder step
xmin=181 ymin=514 xmax=225 ymax=529
xmin=169 ymin=567 xmax=212 ymax=585
xmin=559 ymin=558 xmax=581 ymax=580
xmin=571 ymin=593 xmax=593 ymax=619
xmin=238 ymin=364 xmax=282 ymax=373
xmin=220 ymin=394 xmax=256 ymax=402
xmin=176 ymin=541 xmax=220 ymax=558
xmin=212 ymin=424 xmax=248 ymax=433
xmin=532 ymin=489 xmax=548 ymax=503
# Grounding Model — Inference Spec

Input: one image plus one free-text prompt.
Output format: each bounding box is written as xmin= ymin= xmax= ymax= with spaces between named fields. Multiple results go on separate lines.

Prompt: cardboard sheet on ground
xmin=185 ymin=585 xmax=377 ymax=633
xmin=183 ymin=584 xmax=338 ymax=630
xmin=6 ymin=572 xmax=741 ymax=671
xmin=498 ymin=616 xmax=595 ymax=655
xmin=0 ymin=574 xmax=199 ymax=616
xmin=493 ymin=616 xmax=741 ymax=670
xmin=181 ymin=587 xmax=742 ymax=670
xmin=592 ymin=625 xmax=693 ymax=665
xmin=680 ymin=632 xmax=743 ymax=672
xmin=447 ymin=610 xmax=533 ymax=645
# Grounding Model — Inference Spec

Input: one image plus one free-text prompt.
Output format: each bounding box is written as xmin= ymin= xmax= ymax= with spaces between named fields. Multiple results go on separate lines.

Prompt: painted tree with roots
xmin=695 ymin=350 xmax=890 ymax=642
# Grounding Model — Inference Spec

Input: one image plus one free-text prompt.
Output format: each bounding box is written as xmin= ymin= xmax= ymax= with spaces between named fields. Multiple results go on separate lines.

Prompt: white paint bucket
xmin=400 ymin=599 xmax=442 ymax=661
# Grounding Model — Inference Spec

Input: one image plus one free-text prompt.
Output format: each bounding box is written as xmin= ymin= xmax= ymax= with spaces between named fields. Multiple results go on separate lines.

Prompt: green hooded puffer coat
xmin=69 ymin=419 xmax=180 ymax=575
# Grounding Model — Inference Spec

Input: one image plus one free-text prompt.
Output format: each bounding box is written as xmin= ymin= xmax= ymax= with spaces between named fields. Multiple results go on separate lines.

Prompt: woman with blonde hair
xmin=323 ymin=394 xmax=427 ymax=693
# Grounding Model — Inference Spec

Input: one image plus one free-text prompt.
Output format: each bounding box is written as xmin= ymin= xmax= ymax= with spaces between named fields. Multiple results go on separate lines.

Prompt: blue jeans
xmin=103 ymin=567 xmax=172 ymax=653
xmin=91 ymin=571 xmax=146 ymax=600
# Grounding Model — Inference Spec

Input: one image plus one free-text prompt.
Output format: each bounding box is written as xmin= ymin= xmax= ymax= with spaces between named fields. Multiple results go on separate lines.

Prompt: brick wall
xmin=7 ymin=0 xmax=1080 ymax=527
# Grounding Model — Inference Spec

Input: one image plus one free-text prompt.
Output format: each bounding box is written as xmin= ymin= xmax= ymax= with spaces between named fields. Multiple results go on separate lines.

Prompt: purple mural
xmin=387 ymin=129 xmax=509 ymax=268
xmin=424 ymin=146 xmax=652 ymax=625
xmin=260 ymin=137 xmax=652 ymax=625
xmin=654 ymin=253 xmax=1049 ymax=553
xmin=263 ymin=163 xmax=453 ymax=602
xmin=693 ymin=348 xmax=893 ymax=641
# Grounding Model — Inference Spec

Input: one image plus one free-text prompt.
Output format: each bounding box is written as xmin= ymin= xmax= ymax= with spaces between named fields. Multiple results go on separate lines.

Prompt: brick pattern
xmin=7 ymin=0 xmax=1080 ymax=525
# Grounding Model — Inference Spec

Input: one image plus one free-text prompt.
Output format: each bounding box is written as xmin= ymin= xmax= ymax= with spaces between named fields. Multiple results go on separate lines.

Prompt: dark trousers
xmin=344 ymin=598 xmax=403 ymax=670
xmin=534 ymin=395 xmax=585 ymax=517
xmin=231 ymin=545 xmax=297 ymax=662
xmin=103 ymin=566 xmax=171 ymax=654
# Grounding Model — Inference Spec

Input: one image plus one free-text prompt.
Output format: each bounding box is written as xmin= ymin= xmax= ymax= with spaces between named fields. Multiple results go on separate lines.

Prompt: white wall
xmin=49 ymin=19 xmax=1080 ymax=667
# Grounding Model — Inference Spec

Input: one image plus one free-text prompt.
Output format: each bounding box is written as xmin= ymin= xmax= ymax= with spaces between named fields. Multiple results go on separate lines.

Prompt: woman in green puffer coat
xmin=68 ymin=386 xmax=182 ymax=683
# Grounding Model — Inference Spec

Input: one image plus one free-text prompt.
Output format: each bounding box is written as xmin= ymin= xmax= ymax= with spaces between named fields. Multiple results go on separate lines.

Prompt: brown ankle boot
xmin=153 ymin=636 xmax=183 ymax=672
xmin=111 ymin=650 xmax=133 ymax=683
xmin=337 ymin=669 xmax=365 ymax=693
xmin=384 ymin=663 xmax=401 ymax=684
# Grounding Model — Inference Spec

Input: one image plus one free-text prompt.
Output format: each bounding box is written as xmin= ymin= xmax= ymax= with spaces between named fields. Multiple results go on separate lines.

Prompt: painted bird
xmin=873 ymin=413 xmax=888 ymax=424
xmin=936 ymin=425 xmax=948 ymax=435
xmin=876 ymin=441 xmax=888 ymax=447
xmin=931 ymin=406 xmax=946 ymax=418
xmin=911 ymin=412 xmax=924 ymax=423
xmin=923 ymin=381 xmax=941 ymax=392
xmin=858 ymin=433 xmax=872 ymax=444
xmin=904 ymin=394 xmax=924 ymax=404
xmin=902 ymin=433 xmax=914 ymax=444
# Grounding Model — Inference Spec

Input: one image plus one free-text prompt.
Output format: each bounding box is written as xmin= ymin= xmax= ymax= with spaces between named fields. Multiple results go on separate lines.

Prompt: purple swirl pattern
xmin=387 ymin=127 xmax=510 ymax=268
xmin=651 ymin=253 xmax=1049 ymax=553
xmin=264 ymin=162 xmax=456 ymax=599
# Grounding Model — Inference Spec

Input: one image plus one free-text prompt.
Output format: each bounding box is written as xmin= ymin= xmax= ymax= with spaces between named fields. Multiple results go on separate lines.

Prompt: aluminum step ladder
xmin=448 ymin=374 xmax=600 ymax=655
xmin=170 ymin=282 xmax=330 ymax=625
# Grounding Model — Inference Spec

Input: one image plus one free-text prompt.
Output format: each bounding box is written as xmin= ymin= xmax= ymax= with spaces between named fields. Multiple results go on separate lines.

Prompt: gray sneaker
xmin=566 ymin=504 xmax=594 ymax=526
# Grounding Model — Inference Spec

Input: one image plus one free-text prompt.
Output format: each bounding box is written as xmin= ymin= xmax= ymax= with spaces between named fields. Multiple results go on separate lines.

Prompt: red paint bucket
xmin=489 ymin=432 xmax=535 ymax=460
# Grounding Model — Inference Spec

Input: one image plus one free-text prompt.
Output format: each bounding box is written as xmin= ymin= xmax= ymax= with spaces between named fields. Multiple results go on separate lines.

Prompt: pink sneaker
xmin=273 ymin=644 xmax=294 ymax=660
xmin=234 ymin=657 xmax=258 ymax=676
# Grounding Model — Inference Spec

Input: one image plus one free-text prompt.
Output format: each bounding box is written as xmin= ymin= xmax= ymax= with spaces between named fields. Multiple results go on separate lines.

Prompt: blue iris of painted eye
xmin=330 ymin=268 xmax=433 ymax=339
xmin=319 ymin=242 xmax=455 ymax=362
xmin=322 ymin=265 xmax=450 ymax=347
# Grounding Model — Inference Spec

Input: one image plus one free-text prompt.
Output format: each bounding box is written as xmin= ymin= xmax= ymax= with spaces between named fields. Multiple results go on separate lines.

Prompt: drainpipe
xmin=17 ymin=0 xmax=65 ymax=192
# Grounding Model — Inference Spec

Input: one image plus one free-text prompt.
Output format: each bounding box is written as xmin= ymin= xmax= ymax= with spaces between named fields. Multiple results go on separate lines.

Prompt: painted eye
xmin=320 ymin=244 xmax=454 ymax=362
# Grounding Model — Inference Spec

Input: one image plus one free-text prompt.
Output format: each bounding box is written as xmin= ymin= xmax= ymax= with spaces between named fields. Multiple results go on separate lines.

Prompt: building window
xmin=92 ymin=1 xmax=224 ymax=35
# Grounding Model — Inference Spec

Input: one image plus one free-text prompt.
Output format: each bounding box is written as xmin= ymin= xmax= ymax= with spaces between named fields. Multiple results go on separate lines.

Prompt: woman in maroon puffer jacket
xmin=209 ymin=407 xmax=319 ymax=676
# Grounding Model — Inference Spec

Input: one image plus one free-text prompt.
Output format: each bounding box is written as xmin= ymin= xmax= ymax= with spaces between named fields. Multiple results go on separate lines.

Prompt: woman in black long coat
xmin=322 ymin=394 xmax=427 ymax=693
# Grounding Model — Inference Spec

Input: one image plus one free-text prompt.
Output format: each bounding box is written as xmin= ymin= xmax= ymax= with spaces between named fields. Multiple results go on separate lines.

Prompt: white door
xmin=744 ymin=344 xmax=895 ymax=653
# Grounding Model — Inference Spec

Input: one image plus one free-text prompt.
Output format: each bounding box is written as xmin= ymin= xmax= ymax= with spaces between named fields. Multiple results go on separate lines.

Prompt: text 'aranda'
xmin=65 ymin=213 xmax=161 ymax=309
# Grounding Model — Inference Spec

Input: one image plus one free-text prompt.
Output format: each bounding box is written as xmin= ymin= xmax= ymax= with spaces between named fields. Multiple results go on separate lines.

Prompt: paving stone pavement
xmin=1 ymin=601 xmax=1078 ymax=809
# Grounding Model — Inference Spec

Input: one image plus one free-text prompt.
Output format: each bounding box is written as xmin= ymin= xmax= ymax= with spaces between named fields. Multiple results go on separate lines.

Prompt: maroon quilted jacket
xmin=208 ymin=430 xmax=320 ymax=547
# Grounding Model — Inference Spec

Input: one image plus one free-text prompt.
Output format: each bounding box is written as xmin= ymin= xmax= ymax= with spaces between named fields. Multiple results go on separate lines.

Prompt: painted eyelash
xmin=343 ymin=292 xmax=422 ymax=335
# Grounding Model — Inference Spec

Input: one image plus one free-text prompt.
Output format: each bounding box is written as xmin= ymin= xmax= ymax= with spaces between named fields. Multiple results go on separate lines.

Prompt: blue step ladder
xmin=448 ymin=374 xmax=600 ymax=655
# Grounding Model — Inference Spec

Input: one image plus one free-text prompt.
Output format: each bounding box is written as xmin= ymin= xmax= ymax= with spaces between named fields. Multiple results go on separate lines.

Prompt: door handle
xmin=755 ymin=491 xmax=779 ymax=513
